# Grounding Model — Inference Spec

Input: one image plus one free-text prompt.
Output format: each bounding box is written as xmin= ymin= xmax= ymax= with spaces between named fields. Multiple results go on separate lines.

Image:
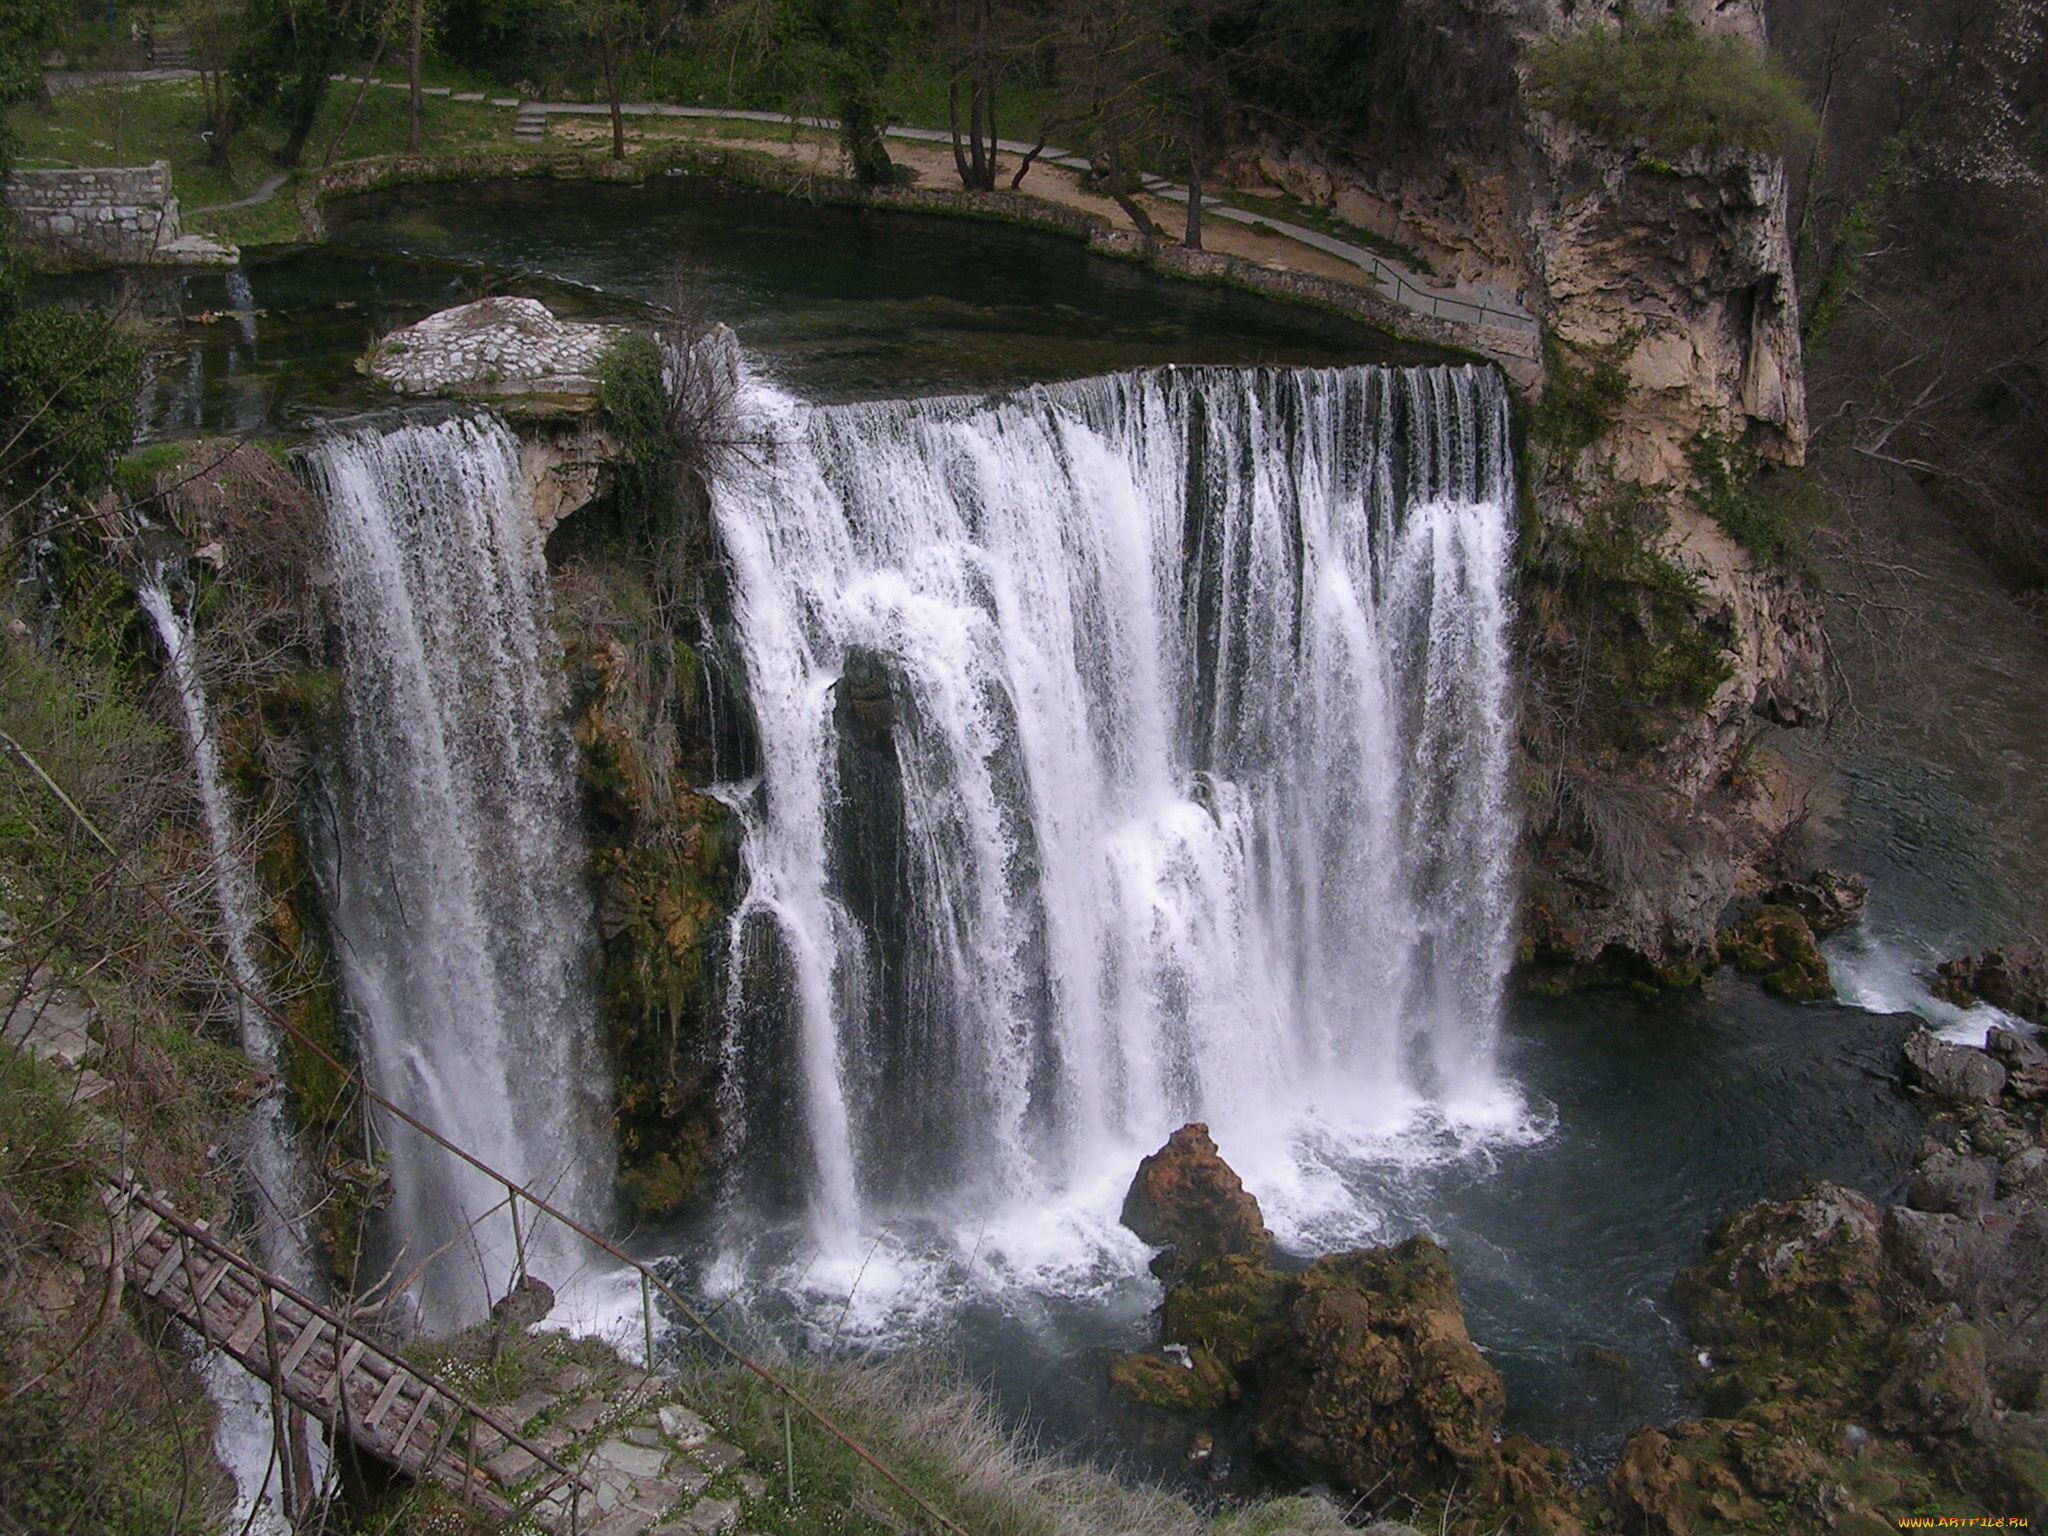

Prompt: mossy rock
xmin=1107 ymin=1347 xmax=1239 ymax=1413
xmin=1161 ymin=1252 xmax=1298 ymax=1373
xmin=1722 ymin=904 xmax=1832 ymax=1000
xmin=1252 ymin=1236 xmax=1507 ymax=1500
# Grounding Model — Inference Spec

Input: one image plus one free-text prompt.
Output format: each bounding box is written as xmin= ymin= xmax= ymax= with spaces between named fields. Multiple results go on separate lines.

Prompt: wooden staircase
xmin=105 ymin=1179 xmax=620 ymax=1529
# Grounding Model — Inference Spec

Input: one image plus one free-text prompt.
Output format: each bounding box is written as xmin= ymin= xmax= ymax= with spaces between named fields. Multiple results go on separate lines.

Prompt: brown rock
xmin=1253 ymin=1236 xmax=1506 ymax=1502
xmin=1676 ymin=1183 xmax=1901 ymax=1356
xmin=1120 ymin=1123 xmax=1273 ymax=1279
xmin=1763 ymin=869 xmax=1868 ymax=936
xmin=1721 ymin=903 xmax=1833 ymax=1000
xmin=1934 ymin=944 xmax=2048 ymax=1024
xmin=1106 ymin=1346 xmax=1239 ymax=1413
xmin=490 ymin=1274 xmax=556 ymax=1332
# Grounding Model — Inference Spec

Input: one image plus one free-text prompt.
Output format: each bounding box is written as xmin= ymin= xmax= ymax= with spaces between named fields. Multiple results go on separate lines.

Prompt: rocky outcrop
xmin=1119 ymin=1122 xmax=1274 ymax=1280
xmin=1719 ymin=903 xmax=1831 ymax=999
xmin=365 ymin=296 xmax=626 ymax=411
xmin=1108 ymin=1127 xmax=1582 ymax=1533
xmin=1218 ymin=10 xmax=1825 ymax=987
xmin=1611 ymin=1027 xmax=2048 ymax=1533
xmin=1936 ymin=944 xmax=2048 ymax=1027
xmin=1250 ymin=1240 xmax=1513 ymax=1505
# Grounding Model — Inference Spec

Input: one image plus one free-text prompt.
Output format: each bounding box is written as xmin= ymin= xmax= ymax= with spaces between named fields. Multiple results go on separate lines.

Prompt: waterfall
xmin=712 ymin=363 xmax=1520 ymax=1260
xmin=141 ymin=571 xmax=326 ymax=1535
xmin=308 ymin=412 xmax=613 ymax=1331
xmin=139 ymin=573 xmax=317 ymax=1287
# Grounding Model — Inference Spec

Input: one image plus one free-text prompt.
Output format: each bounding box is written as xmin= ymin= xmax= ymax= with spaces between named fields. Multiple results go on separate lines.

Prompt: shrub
xmin=1686 ymin=428 xmax=1827 ymax=571
xmin=1527 ymin=13 xmax=1816 ymax=161
xmin=1522 ymin=485 xmax=1733 ymax=757
xmin=1534 ymin=328 xmax=1633 ymax=454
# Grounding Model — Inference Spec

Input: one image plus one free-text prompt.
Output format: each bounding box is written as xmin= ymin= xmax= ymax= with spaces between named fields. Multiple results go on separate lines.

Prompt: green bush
xmin=1528 ymin=14 xmax=1816 ymax=160
xmin=1685 ymin=428 xmax=1826 ymax=571
xmin=1523 ymin=486 xmax=1733 ymax=756
xmin=1534 ymin=328 xmax=1633 ymax=454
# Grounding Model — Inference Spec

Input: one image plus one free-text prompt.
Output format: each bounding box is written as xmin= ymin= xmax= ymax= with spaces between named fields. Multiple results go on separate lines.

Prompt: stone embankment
xmin=2 ymin=162 xmax=235 ymax=266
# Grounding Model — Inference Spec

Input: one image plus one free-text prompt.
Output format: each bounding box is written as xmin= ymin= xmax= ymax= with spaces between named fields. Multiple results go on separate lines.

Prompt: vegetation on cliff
xmin=1527 ymin=13 xmax=1814 ymax=161
xmin=555 ymin=323 xmax=755 ymax=1222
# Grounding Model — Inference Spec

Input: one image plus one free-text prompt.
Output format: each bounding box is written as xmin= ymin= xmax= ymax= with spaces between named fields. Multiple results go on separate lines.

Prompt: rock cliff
xmin=1218 ymin=1 xmax=1828 ymax=984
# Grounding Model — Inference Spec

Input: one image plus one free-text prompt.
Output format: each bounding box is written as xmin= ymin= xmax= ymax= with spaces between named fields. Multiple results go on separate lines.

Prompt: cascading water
xmin=709 ymin=362 xmax=1523 ymax=1312
xmin=307 ymin=412 xmax=614 ymax=1331
xmin=140 ymin=571 xmax=325 ymax=1532
xmin=140 ymin=573 xmax=318 ymax=1286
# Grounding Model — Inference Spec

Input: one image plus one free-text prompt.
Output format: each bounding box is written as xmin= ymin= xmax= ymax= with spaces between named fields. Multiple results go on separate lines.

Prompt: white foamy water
xmin=308 ymin=413 xmax=618 ymax=1332
xmin=704 ymin=363 xmax=1533 ymax=1335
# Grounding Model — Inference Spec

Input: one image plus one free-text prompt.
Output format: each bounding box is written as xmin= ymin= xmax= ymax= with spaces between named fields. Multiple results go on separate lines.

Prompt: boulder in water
xmin=1934 ymin=943 xmax=2048 ymax=1024
xmin=1109 ymin=1131 xmax=1582 ymax=1531
xmin=1902 ymin=1029 xmax=2008 ymax=1106
xmin=1721 ymin=903 xmax=1833 ymax=1000
xmin=1251 ymin=1237 xmax=1508 ymax=1501
xmin=1120 ymin=1123 xmax=1273 ymax=1279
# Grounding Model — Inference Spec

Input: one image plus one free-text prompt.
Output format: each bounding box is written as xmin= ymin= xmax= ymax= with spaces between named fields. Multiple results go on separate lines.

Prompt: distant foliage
xmin=1527 ymin=14 xmax=1816 ymax=160
xmin=1225 ymin=0 xmax=1523 ymax=156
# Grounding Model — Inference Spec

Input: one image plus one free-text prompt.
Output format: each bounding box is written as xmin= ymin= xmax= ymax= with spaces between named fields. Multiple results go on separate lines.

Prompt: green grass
xmin=681 ymin=1354 xmax=1360 ymax=1536
xmin=7 ymin=75 xmax=522 ymax=246
xmin=1528 ymin=13 xmax=1816 ymax=160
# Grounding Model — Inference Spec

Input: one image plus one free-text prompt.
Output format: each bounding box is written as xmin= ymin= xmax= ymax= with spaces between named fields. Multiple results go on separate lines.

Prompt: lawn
xmin=9 ymin=74 xmax=522 ymax=246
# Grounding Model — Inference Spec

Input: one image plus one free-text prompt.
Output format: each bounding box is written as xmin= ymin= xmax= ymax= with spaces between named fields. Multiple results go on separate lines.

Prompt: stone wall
xmin=4 ymin=162 xmax=232 ymax=266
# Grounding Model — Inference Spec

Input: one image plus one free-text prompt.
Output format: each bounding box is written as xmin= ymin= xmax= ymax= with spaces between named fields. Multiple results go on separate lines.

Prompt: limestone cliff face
xmin=1221 ymin=7 xmax=1825 ymax=981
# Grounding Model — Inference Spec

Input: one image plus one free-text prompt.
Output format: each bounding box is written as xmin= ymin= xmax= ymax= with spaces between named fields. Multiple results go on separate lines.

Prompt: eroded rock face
xmin=1214 ymin=14 xmax=1826 ymax=986
xmin=366 ymin=296 xmax=626 ymax=411
xmin=1119 ymin=1122 xmax=1274 ymax=1279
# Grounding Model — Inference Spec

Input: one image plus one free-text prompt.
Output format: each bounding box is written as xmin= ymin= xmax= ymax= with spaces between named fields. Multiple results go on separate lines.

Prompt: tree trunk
xmin=949 ymin=71 xmax=971 ymax=185
xmin=968 ymin=79 xmax=986 ymax=188
xmin=603 ymin=26 xmax=625 ymax=161
xmin=989 ymin=76 xmax=999 ymax=182
xmin=947 ymin=0 xmax=971 ymax=187
xmin=1184 ymin=126 xmax=1204 ymax=250
xmin=325 ymin=20 xmax=393 ymax=166
xmin=406 ymin=0 xmax=424 ymax=153
xmin=1104 ymin=131 xmax=1164 ymax=243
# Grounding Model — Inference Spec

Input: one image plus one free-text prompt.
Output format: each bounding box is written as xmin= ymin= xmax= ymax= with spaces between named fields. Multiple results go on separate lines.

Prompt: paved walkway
xmin=189 ymin=172 xmax=289 ymax=216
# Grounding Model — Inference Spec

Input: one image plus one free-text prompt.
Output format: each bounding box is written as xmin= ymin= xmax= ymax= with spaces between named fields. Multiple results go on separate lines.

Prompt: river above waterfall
xmin=37 ymin=175 xmax=1444 ymax=445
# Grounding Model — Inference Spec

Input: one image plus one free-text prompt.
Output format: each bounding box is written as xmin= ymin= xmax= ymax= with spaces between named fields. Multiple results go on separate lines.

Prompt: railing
xmin=1 ymin=728 xmax=972 ymax=1536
